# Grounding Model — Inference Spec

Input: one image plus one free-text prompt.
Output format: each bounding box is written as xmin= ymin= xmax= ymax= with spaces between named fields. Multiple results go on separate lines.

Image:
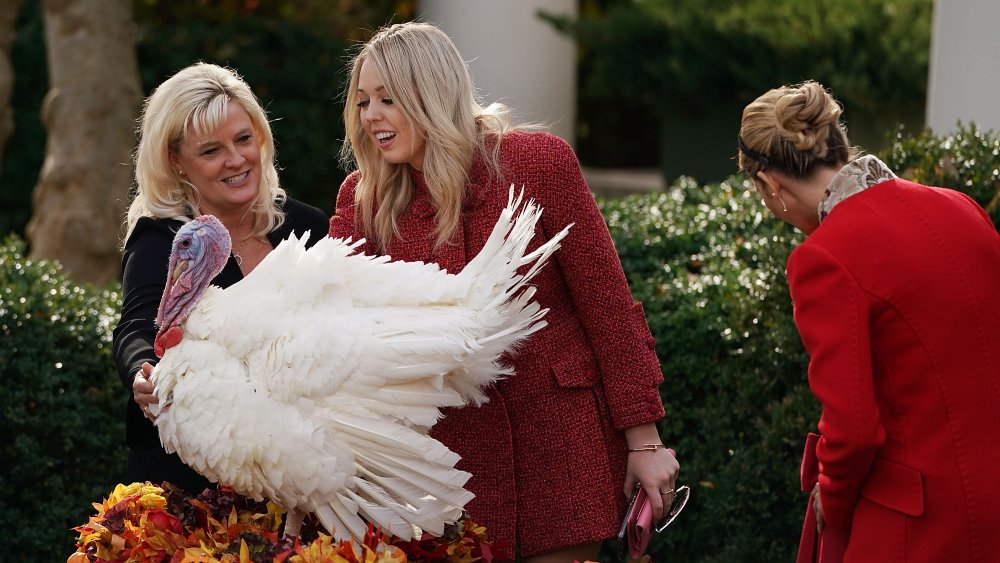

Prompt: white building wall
xmin=926 ymin=0 xmax=1000 ymax=133
xmin=417 ymin=0 xmax=578 ymax=145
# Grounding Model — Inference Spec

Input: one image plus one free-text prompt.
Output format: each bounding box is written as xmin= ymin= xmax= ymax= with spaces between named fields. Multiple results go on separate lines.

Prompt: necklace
xmin=232 ymin=236 xmax=269 ymax=267
xmin=232 ymin=237 xmax=249 ymax=266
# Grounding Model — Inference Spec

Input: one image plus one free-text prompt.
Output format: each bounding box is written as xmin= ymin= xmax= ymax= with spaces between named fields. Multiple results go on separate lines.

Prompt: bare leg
xmin=522 ymin=541 xmax=602 ymax=563
xmin=283 ymin=509 xmax=304 ymax=539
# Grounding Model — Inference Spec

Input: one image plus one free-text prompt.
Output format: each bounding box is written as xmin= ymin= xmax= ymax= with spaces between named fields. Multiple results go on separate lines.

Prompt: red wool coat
xmin=788 ymin=178 xmax=1000 ymax=561
xmin=330 ymin=131 xmax=665 ymax=559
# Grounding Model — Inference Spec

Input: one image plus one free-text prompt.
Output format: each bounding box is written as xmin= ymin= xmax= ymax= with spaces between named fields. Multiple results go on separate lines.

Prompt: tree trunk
xmin=0 ymin=0 xmax=22 ymax=176
xmin=27 ymin=0 xmax=141 ymax=286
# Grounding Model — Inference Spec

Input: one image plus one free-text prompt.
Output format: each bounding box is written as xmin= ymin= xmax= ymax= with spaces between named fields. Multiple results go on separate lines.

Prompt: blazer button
xmin=648 ymin=403 xmax=661 ymax=415
xmin=647 ymin=336 xmax=656 ymax=350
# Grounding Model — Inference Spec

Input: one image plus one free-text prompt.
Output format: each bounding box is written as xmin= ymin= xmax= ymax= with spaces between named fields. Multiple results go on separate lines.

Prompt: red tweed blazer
xmin=788 ymin=178 xmax=1000 ymax=561
xmin=330 ymin=131 xmax=665 ymax=558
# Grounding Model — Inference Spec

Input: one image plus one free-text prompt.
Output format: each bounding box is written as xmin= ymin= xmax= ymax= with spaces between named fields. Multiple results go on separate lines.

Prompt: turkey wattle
xmin=147 ymin=189 xmax=569 ymax=542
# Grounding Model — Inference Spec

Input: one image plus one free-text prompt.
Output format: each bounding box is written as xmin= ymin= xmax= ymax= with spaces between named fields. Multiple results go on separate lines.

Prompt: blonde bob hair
xmin=737 ymin=80 xmax=858 ymax=182
xmin=124 ymin=62 xmax=285 ymax=245
xmin=340 ymin=22 xmax=521 ymax=252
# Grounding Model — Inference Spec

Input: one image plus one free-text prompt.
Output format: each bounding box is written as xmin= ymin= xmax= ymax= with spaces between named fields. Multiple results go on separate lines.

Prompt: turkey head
xmin=154 ymin=215 xmax=231 ymax=358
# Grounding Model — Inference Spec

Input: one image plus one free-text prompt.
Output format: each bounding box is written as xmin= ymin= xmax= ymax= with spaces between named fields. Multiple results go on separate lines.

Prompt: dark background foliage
xmin=2 ymin=0 xmax=936 ymax=239
xmin=1 ymin=0 xmax=412 ymax=239
xmin=1 ymin=1 xmax=46 ymax=238
xmin=546 ymin=0 xmax=933 ymax=182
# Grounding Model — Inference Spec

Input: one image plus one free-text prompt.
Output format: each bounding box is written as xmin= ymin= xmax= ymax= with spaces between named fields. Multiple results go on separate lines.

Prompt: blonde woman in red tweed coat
xmin=329 ymin=22 xmax=679 ymax=563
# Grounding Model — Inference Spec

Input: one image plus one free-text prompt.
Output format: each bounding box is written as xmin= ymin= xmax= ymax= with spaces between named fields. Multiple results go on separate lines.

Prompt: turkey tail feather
xmin=446 ymin=186 xmax=571 ymax=403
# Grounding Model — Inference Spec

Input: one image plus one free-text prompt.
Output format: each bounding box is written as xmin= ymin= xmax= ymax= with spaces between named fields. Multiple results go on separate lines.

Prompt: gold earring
xmin=771 ymin=193 xmax=788 ymax=213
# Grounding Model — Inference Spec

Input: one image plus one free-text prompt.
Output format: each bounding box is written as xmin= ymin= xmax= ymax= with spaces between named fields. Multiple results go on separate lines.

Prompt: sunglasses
xmin=655 ymin=485 xmax=691 ymax=532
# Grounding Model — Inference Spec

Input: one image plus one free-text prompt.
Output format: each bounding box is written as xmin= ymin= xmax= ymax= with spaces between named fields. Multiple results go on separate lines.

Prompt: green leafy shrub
xmin=0 ymin=236 xmax=125 ymax=562
xmin=881 ymin=122 xmax=1000 ymax=226
xmin=600 ymin=178 xmax=815 ymax=561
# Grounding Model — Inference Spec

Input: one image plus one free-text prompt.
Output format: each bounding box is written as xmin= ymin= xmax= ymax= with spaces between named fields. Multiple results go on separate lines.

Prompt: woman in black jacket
xmin=112 ymin=62 xmax=328 ymax=492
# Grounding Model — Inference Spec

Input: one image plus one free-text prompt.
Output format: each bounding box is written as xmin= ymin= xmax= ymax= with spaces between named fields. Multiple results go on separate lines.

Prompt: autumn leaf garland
xmin=68 ymin=482 xmax=494 ymax=563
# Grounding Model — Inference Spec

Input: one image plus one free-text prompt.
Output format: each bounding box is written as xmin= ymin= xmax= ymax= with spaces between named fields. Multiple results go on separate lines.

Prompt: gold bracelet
xmin=628 ymin=443 xmax=664 ymax=453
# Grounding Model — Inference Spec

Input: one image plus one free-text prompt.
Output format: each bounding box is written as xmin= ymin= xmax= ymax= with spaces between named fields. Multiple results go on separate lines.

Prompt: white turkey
xmin=146 ymin=188 xmax=569 ymax=543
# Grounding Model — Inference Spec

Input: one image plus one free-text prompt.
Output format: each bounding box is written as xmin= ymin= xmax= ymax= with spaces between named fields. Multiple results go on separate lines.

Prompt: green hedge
xmin=884 ymin=122 xmax=1000 ymax=227
xmin=599 ymin=178 xmax=814 ymax=561
xmin=0 ymin=236 xmax=125 ymax=562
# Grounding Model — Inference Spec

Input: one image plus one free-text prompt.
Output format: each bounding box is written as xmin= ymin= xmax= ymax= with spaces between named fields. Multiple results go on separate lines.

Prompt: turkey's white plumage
xmin=148 ymin=188 xmax=569 ymax=542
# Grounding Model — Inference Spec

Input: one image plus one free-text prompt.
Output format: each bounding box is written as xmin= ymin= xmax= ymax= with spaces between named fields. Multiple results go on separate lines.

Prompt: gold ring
xmin=660 ymin=488 xmax=675 ymax=496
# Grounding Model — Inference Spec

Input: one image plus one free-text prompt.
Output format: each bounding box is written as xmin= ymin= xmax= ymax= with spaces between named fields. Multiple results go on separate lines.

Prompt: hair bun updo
xmin=774 ymin=81 xmax=843 ymax=156
xmin=738 ymin=80 xmax=856 ymax=180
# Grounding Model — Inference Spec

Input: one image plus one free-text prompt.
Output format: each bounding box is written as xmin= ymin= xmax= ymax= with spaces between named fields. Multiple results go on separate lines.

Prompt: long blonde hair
xmin=339 ymin=22 xmax=517 ymax=252
xmin=738 ymin=80 xmax=857 ymax=181
xmin=124 ymin=62 xmax=285 ymax=245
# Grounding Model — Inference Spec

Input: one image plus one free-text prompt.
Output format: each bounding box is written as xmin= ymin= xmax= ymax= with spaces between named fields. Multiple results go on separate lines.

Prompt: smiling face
xmin=169 ymin=101 xmax=262 ymax=218
xmin=357 ymin=59 xmax=426 ymax=171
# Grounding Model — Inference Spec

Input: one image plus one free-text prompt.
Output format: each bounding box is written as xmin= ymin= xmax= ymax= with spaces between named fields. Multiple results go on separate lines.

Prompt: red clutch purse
xmin=619 ymin=484 xmax=655 ymax=560
xmin=618 ymin=480 xmax=691 ymax=559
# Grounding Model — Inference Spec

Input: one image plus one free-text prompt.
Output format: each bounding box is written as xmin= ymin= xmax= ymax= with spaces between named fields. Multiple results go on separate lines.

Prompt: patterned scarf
xmin=818 ymin=155 xmax=897 ymax=223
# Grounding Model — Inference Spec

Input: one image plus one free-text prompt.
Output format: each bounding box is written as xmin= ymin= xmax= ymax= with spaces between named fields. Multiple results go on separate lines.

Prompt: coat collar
xmin=818 ymin=155 xmax=897 ymax=223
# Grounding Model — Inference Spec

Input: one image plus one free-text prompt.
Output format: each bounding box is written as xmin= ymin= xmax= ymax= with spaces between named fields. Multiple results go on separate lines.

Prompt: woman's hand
xmin=624 ymin=423 xmax=681 ymax=521
xmin=132 ymin=362 xmax=158 ymax=421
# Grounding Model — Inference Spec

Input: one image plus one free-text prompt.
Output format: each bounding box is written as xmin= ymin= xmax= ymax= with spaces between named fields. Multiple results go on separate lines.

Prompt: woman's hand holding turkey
xmin=132 ymin=361 xmax=159 ymax=421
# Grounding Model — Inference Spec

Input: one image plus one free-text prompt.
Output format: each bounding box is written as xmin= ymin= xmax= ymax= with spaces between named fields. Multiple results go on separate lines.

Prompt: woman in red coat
xmin=738 ymin=81 xmax=1000 ymax=561
xmin=329 ymin=22 xmax=679 ymax=563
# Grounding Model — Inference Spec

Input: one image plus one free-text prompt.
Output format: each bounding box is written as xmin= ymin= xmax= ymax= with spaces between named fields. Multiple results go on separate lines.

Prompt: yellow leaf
xmin=179 ymin=546 xmax=221 ymax=562
xmin=240 ymin=539 xmax=251 ymax=563
xmin=265 ymin=502 xmax=286 ymax=532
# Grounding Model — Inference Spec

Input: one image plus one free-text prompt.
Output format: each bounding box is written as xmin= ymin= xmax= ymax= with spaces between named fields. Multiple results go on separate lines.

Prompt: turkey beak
xmin=170 ymin=259 xmax=189 ymax=286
